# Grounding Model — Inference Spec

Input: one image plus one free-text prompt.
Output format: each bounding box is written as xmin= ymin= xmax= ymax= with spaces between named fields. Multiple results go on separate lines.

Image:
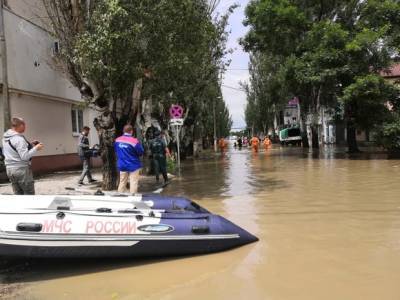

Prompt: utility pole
xmin=213 ymin=99 xmax=217 ymax=152
xmin=0 ymin=0 xmax=10 ymax=132
xmin=175 ymin=125 xmax=181 ymax=173
xmin=214 ymin=71 xmax=223 ymax=152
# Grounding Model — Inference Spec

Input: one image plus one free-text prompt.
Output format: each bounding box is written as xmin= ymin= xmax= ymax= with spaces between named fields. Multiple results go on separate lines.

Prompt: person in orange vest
xmin=250 ymin=136 xmax=260 ymax=153
xmin=218 ymin=137 xmax=227 ymax=153
xmin=263 ymin=136 xmax=272 ymax=150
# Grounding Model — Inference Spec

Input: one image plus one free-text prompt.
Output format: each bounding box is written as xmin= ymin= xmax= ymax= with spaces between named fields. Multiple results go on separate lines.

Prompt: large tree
xmin=243 ymin=53 xmax=285 ymax=136
xmin=241 ymin=0 xmax=400 ymax=152
xmin=42 ymin=0 xmax=234 ymax=189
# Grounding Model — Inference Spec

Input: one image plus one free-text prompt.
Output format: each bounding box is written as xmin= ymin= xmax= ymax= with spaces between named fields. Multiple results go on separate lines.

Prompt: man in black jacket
xmin=78 ymin=126 xmax=96 ymax=185
xmin=149 ymin=130 xmax=170 ymax=184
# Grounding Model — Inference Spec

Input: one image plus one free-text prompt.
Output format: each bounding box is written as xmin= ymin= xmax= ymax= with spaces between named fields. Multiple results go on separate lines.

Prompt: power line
xmin=222 ymin=84 xmax=246 ymax=92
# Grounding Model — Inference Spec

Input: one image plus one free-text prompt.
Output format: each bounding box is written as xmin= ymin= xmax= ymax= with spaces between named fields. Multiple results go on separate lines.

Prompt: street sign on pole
xmin=175 ymin=125 xmax=181 ymax=175
xmin=169 ymin=112 xmax=184 ymax=175
xmin=169 ymin=118 xmax=184 ymax=126
xmin=169 ymin=124 xmax=182 ymax=175
xmin=169 ymin=105 xmax=184 ymax=119
xmin=213 ymin=99 xmax=217 ymax=152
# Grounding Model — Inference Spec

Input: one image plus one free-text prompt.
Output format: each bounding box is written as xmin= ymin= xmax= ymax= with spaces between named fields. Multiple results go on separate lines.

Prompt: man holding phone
xmin=2 ymin=117 xmax=44 ymax=195
xmin=77 ymin=126 xmax=97 ymax=185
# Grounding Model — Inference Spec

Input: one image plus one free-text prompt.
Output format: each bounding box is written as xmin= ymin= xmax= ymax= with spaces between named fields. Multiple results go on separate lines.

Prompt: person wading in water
xmin=149 ymin=130 xmax=171 ymax=185
xmin=263 ymin=136 xmax=272 ymax=150
xmin=237 ymin=137 xmax=243 ymax=149
xmin=218 ymin=137 xmax=227 ymax=153
xmin=250 ymin=135 xmax=260 ymax=153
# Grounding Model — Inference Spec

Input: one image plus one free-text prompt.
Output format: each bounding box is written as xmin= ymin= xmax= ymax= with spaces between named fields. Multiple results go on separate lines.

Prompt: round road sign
xmin=169 ymin=105 xmax=184 ymax=119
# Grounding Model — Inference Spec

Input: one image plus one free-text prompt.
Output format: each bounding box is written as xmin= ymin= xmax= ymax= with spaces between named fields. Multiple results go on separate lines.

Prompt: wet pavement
xmin=1 ymin=145 xmax=400 ymax=299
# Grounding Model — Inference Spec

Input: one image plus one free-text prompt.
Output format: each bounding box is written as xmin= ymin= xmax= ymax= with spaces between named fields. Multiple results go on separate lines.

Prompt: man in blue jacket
xmin=114 ymin=125 xmax=144 ymax=194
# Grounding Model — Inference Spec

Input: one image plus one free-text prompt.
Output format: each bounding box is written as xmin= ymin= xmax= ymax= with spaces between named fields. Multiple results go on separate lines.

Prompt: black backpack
xmin=150 ymin=138 xmax=165 ymax=156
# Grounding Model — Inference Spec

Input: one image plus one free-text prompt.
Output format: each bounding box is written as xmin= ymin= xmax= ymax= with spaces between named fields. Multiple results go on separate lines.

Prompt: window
xmin=52 ymin=41 xmax=61 ymax=57
xmin=71 ymin=108 xmax=84 ymax=134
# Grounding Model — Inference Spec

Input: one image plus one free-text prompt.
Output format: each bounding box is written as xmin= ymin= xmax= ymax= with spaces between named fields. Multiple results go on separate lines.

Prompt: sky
xmin=217 ymin=0 xmax=251 ymax=130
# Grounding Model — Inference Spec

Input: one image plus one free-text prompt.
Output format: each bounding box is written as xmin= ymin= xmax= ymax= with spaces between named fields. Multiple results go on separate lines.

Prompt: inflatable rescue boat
xmin=0 ymin=194 xmax=258 ymax=258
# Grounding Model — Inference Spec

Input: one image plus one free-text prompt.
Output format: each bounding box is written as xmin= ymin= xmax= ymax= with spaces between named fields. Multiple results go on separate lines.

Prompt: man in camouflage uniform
xmin=149 ymin=130 xmax=170 ymax=184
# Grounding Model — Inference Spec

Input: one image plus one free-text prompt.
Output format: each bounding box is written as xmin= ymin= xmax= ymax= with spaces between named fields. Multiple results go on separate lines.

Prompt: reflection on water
xmin=16 ymin=146 xmax=400 ymax=299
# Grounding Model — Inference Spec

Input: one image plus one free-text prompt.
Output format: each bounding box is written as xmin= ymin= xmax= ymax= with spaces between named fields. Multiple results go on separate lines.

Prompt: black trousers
xmin=153 ymin=155 xmax=168 ymax=182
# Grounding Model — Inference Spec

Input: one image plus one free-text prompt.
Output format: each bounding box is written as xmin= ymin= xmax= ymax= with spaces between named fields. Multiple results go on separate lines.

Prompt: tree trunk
xmin=132 ymin=79 xmax=143 ymax=140
xmin=311 ymin=86 xmax=321 ymax=149
xmin=101 ymin=140 xmax=118 ymax=190
xmin=193 ymin=124 xmax=203 ymax=158
xmin=311 ymin=125 xmax=319 ymax=149
xmin=94 ymin=109 xmax=118 ymax=190
xmin=142 ymin=97 xmax=153 ymax=131
xmin=346 ymin=122 xmax=360 ymax=153
xmin=262 ymin=123 xmax=267 ymax=136
xmin=300 ymin=115 xmax=309 ymax=148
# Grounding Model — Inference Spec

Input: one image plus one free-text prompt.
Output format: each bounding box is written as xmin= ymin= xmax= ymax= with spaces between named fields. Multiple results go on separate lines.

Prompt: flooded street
xmin=11 ymin=146 xmax=400 ymax=299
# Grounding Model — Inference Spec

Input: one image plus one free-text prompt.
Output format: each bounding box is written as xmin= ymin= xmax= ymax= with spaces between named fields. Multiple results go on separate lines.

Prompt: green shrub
xmin=376 ymin=115 xmax=400 ymax=152
xmin=167 ymin=157 xmax=176 ymax=174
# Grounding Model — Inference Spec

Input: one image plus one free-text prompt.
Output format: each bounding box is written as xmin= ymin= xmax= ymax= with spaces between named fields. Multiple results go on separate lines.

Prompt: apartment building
xmin=0 ymin=0 xmax=100 ymax=174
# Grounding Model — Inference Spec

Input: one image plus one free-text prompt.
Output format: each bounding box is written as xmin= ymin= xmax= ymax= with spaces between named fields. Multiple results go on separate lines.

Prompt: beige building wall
xmin=9 ymin=94 xmax=92 ymax=156
xmin=4 ymin=0 xmax=47 ymax=28
xmin=4 ymin=9 xmax=80 ymax=103
xmin=0 ymin=3 xmax=100 ymax=174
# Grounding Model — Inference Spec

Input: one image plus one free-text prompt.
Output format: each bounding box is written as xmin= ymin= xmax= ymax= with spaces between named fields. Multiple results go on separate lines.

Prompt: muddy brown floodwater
xmin=4 ymin=146 xmax=400 ymax=300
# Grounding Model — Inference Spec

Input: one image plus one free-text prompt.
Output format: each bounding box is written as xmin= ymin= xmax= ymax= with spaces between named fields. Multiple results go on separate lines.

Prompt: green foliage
xmin=376 ymin=115 xmax=400 ymax=151
xmin=242 ymin=0 xmax=307 ymax=56
xmin=243 ymin=53 xmax=285 ymax=135
xmin=42 ymin=0 xmax=235 ymax=188
xmin=75 ymin=0 xmax=142 ymax=99
xmin=44 ymin=0 xmax=233 ymax=142
xmin=216 ymin=97 xmax=233 ymax=137
xmin=241 ymin=0 xmax=400 ymax=151
xmin=166 ymin=156 xmax=176 ymax=174
xmin=341 ymin=75 xmax=398 ymax=129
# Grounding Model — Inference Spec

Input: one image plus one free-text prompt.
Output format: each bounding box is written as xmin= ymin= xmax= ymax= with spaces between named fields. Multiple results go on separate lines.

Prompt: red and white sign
xmin=170 ymin=118 xmax=184 ymax=126
xmin=169 ymin=105 xmax=184 ymax=119
xmin=40 ymin=219 xmax=138 ymax=234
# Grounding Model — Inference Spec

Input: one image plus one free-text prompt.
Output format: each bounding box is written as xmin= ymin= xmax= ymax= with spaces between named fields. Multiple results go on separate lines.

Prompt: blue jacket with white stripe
xmin=114 ymin=134 xmax=144 ymax=172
